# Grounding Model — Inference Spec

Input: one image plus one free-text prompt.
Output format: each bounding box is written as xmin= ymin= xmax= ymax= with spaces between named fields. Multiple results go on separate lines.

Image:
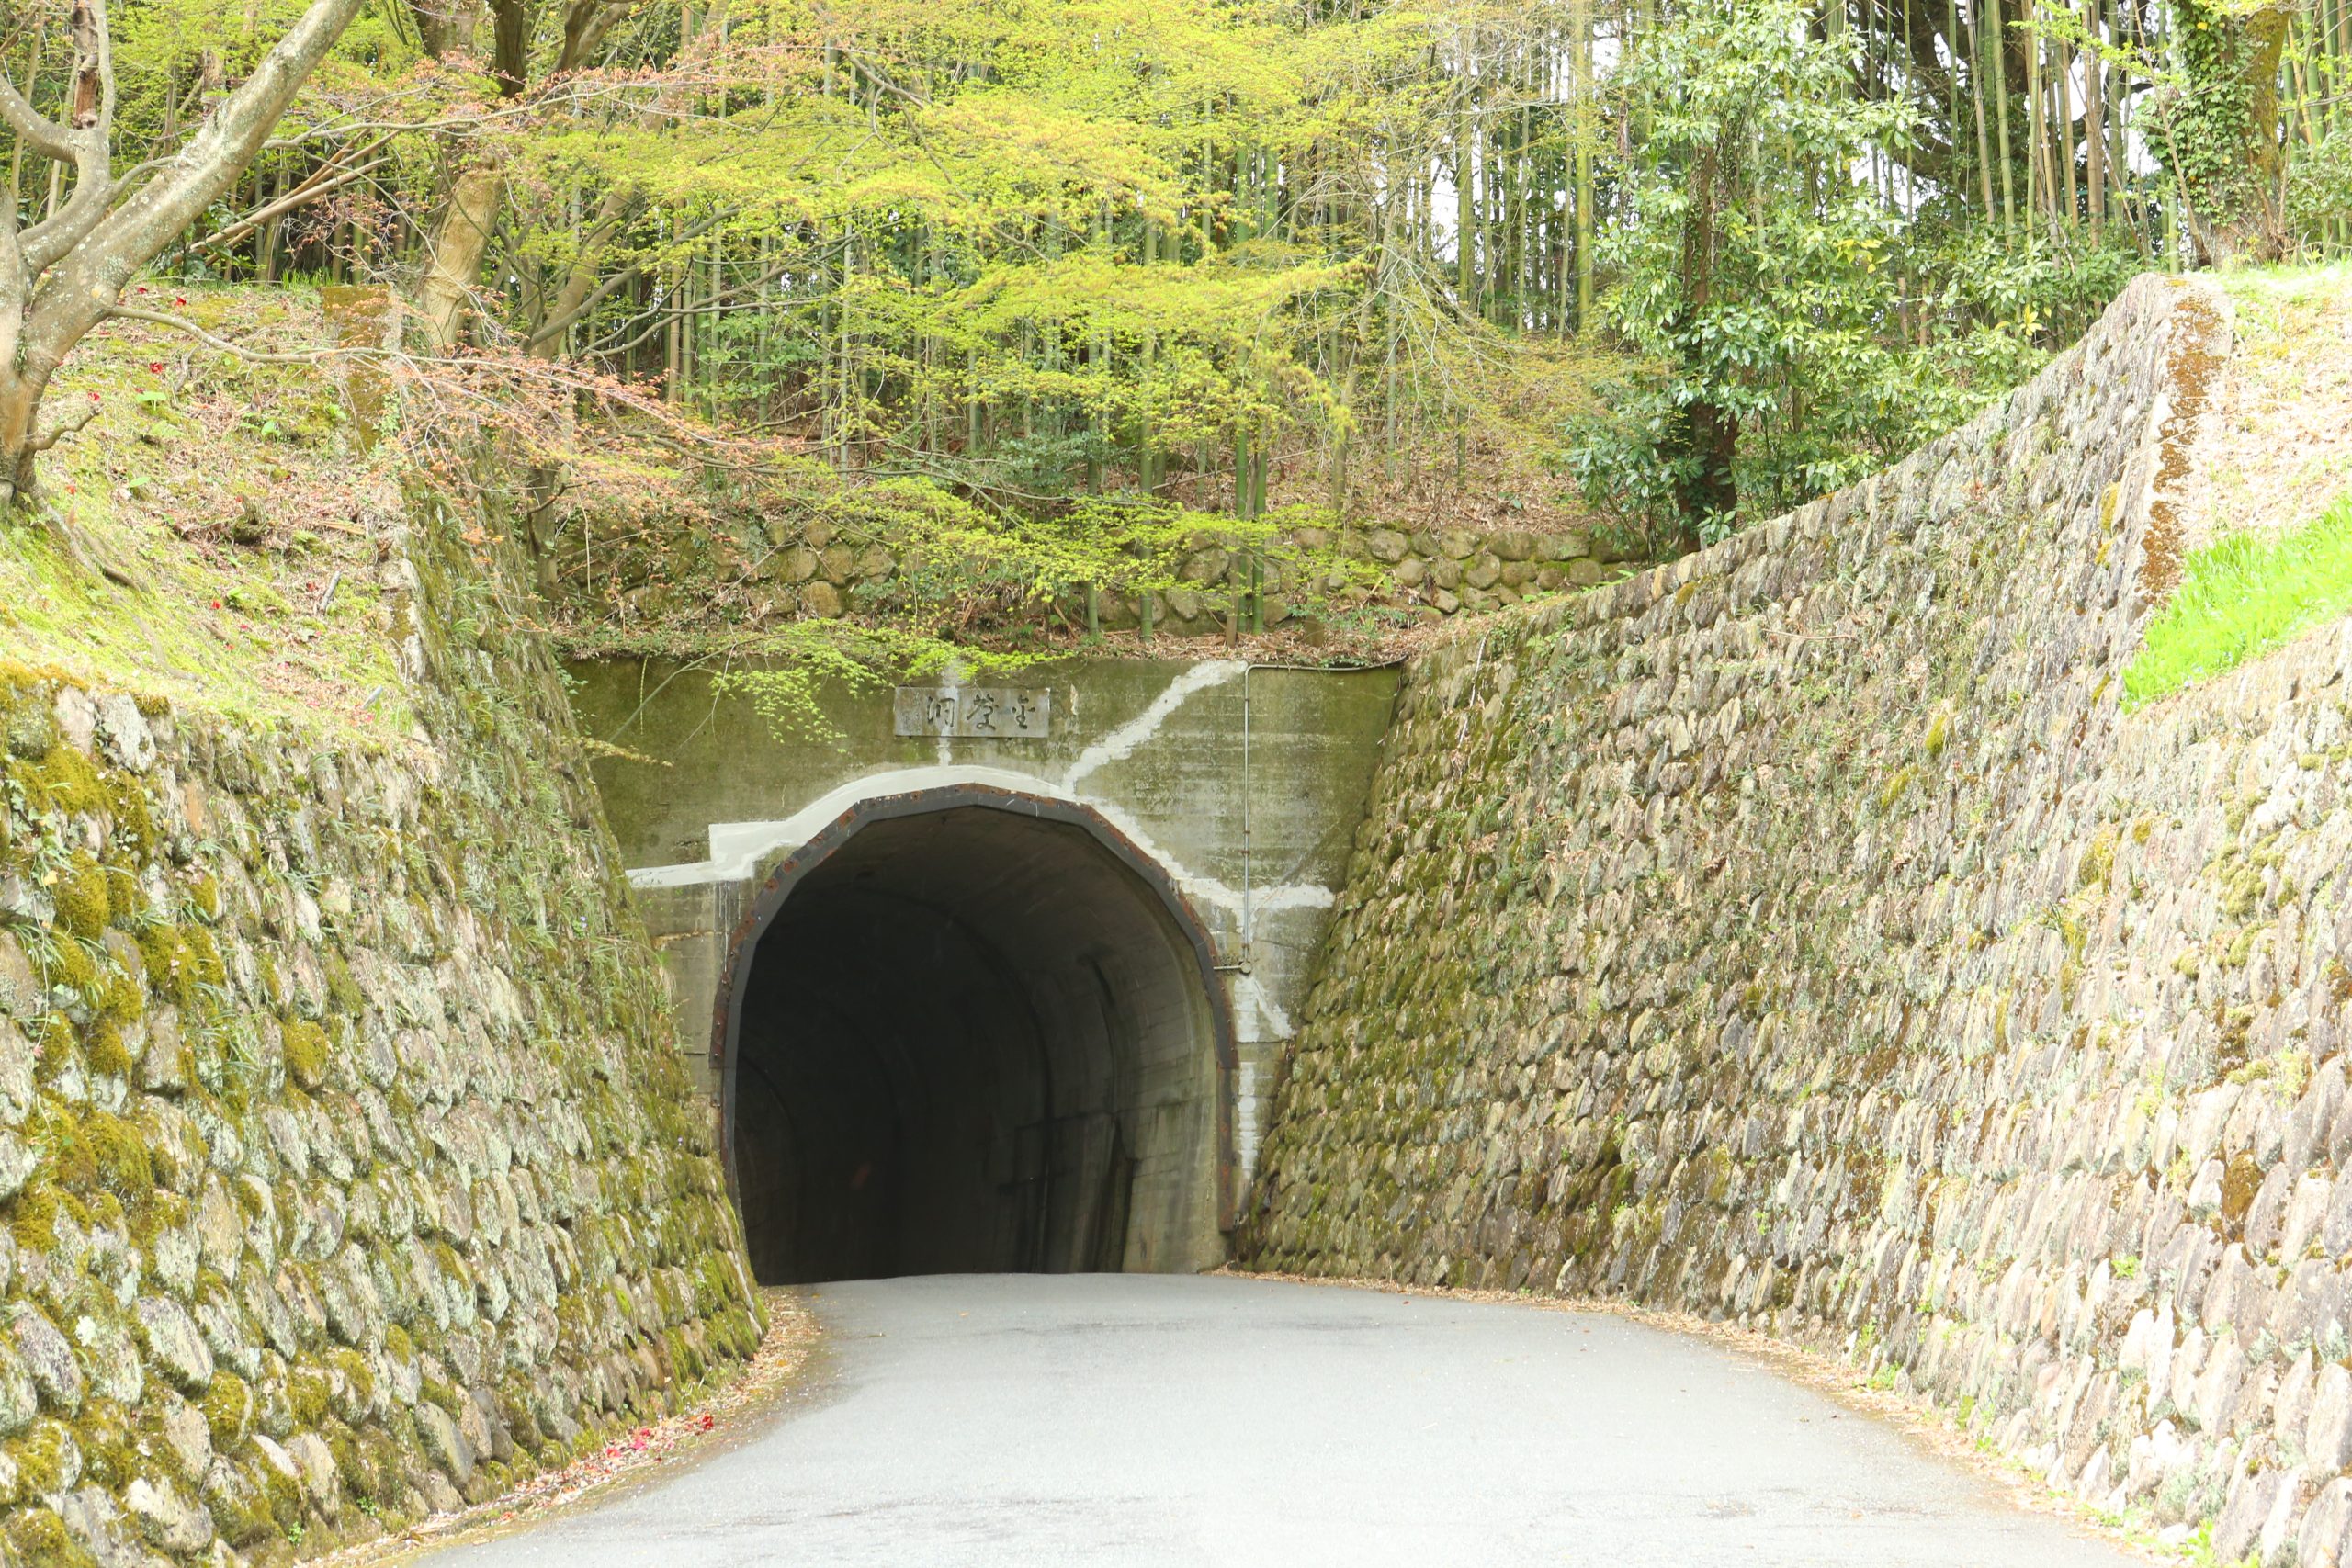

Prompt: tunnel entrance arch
xmin=713 ymin=780 xmax=1238 ymax=1284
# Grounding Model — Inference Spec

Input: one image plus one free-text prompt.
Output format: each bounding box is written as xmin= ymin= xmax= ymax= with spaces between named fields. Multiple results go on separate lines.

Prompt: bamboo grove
xmin=4 ymin=0 xmax=2348 ymax=547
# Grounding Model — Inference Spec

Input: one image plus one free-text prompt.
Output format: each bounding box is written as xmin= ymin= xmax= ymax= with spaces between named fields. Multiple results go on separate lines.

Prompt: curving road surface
xmin=417 ymin=1274 xmax=2140 ymax=1568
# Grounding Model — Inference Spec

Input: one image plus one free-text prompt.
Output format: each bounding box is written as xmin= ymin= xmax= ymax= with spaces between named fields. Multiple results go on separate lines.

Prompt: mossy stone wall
xmin=0 ymin=500 xmax=757 ymax=1566
xmin=1244 ymin=276 xmax=2352 ymax=1558
xmin=657 ymin=514 xmax=1631 ymax=635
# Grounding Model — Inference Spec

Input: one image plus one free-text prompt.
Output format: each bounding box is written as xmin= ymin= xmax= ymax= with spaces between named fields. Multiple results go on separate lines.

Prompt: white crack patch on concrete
xmin=1226 ymin=884 xmax=1336 ymax=916
xmin=1236 ymin=1060 xmax=1260 ymax=1177
xmin=1063 ymin=659 xmax=1244 ymax=789
xmin=1232 ymin=972 xmax=1293 ymax=1040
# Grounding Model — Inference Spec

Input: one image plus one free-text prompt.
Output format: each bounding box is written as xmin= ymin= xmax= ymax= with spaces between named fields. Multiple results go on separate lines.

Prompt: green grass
xmin=2123 ymin=487 xmax=2352 ymax=709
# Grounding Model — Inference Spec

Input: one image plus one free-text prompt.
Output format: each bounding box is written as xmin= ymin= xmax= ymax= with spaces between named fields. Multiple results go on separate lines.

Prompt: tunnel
xmin=721 ymin=792 xmax=1235 ymax=1285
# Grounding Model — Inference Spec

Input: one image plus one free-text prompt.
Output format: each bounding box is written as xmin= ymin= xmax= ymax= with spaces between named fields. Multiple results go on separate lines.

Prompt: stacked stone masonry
xmin=0 ymin=509 xmax=757 ymax=1565
xmin=1147 ymin=522 xmax=1635 ymax=630
xmin=725 ymin=515 xmax=1630 ymax=634
xmin=1247 ymin=275 xmax=2352 ymax=1562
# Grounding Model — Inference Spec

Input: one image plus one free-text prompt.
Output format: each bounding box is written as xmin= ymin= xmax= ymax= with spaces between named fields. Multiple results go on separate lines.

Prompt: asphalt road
xmin=417 ymin=1273 xmax=2141 ymax=1568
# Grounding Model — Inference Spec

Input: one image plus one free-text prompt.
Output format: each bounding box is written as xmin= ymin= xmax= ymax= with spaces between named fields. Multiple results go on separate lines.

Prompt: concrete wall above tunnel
xmin=567 ymin=657 xmax=1401 ymax=1274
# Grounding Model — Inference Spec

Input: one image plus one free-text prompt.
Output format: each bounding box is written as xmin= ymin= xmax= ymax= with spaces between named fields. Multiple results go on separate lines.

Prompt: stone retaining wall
xmin=1129 ymin=523 xmax=1634 ymax=632
xmin=725 ymin=516 xmax=1634 ymax=637
xmin=0 ymin=504 xmax=757 ymax=1563
xmin=1244 ymin=276 xmax=2352 ymax=1561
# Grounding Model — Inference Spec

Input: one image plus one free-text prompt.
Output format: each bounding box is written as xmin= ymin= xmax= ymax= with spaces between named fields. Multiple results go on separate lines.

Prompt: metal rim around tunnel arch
xmin=710 ymin=781 xmax=1242 ymax=1238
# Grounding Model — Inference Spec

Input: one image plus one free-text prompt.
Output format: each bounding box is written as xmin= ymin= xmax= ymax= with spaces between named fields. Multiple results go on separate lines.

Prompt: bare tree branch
xmin=0 ymin=78 xmax=76 ymax=162
xmin=187 ymin=151 xmax=393 ymax=254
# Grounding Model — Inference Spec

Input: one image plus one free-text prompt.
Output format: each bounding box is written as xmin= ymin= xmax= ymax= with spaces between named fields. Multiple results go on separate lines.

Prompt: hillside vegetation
xmin=7 ymin=0 xmax=2342 ymax=689
xmin=0 ymin=293 xmax=413 ymax=742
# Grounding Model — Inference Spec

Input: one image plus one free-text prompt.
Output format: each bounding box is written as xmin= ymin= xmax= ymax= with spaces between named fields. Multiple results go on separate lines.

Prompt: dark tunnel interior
xmin=728 ymin=804 xmax=1228 ymax=1284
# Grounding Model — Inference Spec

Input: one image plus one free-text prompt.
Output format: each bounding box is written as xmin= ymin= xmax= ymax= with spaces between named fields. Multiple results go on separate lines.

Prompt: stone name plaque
xmin=893 ymin=687 xmax=1053 ymax=739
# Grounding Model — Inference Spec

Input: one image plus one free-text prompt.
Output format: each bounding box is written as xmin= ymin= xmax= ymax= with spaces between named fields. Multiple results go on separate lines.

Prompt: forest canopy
xmin=0 ymin=0 xmax=2345 ymax=595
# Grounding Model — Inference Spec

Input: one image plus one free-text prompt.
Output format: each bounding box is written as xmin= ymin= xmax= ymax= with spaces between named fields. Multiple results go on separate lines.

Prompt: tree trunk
xmin=1672 ymin=142 xmax=1732 ymax=552
xmin=2084 ymin=0 xmax=2106 ymax=232
xmin=1455 ymin=52 xmax=1476 ymax=314
xmin=1988 ymin=0 xmax=2015 ymax=231
xmin=418 ymin=161 xmax=503 ymax=350
xmin=2176 ymin=0 xmax=2293 ymax=263
xmin=0 ymin=371 xmax=53 ymax=510
xmin=1573 ymin=0 xmax=1593 ymax=330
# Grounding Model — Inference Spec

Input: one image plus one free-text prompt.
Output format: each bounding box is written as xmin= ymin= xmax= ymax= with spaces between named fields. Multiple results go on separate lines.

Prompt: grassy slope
xmin=0 ymin=288 xmax=415 ymax=743
xmin=2125 ymin=486 xmax=2352 ymax=707
xmin=2122 ymin=262 xmax=2352 ymax=707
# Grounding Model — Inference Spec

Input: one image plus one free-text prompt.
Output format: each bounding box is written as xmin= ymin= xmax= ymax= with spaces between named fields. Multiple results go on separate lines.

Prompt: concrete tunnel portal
xmin=718 ymin=788 xmax=1238 ymax=1285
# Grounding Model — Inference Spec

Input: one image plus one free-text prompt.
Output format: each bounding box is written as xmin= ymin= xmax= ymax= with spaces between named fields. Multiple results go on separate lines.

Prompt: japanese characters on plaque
xmin=893 ymin=686 xmax=1053 ymax=739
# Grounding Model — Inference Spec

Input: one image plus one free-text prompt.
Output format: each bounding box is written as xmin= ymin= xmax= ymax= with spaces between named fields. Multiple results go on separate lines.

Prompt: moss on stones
xmin=6 ymin=1506 xmax=96 ymax=1568
xmin=73 ymin=1111 xmax=155 ymax=1206
xmin=334 ymin=1426 xmax=403 ymax=1503
xmin=322 ymin=953 xmax=365 ymax=1017
xmin=104 ymin=775 xmax=158 ymax=857
xmin=202 ymin=1455 xmax=277 ymax=1548
xmin=324 ymin=1349 xmax=374 ymax=1419
xmin=34 ymin=938 xmax=95 ymax=1002
xmin=134 ymin=924 xmax=195 ymax=1002
xmin=288 ymin=1367 xmax=333 ymax=1428
xmin=84 ymin=1022 xmax=133 ymax=1080
xmin=420 ymin=1377 xmax=463 ymax=1418
xmin=281 ymin=1019 xmax=328 ymax=1090
xmin=10 ymin=743 xmax=107 ymax=820
xmin=1246 ymin=278 xmax=2314 ymax=1551
xmin=8 ymin=1186 xmax=62 ymax=1254
xmin=2222 ymin=1151 xmax=2266 ymax=1234
xmin=184 ymin=871 xmax=223 ymax=924
xmin=95 ymin=960 xmax=143 ymax=1024
xmin=8 ymin=1418 xmax=82 ymax=1494
xmin=253 ymin=1450 xmax=304 ymax=1532
xmin=202 ymin=1371 xmax=254 ymax=1452
xmin=130 ymin=1189 xmax=191 ymax=1250
xmin=51 ymin=854 xmax=110 ymax=943
xmin=74 ymin=1400 xmax=134 ymax=1490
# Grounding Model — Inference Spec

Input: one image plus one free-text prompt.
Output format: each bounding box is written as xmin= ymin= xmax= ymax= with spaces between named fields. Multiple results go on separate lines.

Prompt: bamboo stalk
xmin=2083 ymin=0 xmax=2104 ymax=233
xmin=1990 ymin=0 xmax=2016 ymax=231
xmin=1967 ymin=0 xmax=1997 ymax=220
